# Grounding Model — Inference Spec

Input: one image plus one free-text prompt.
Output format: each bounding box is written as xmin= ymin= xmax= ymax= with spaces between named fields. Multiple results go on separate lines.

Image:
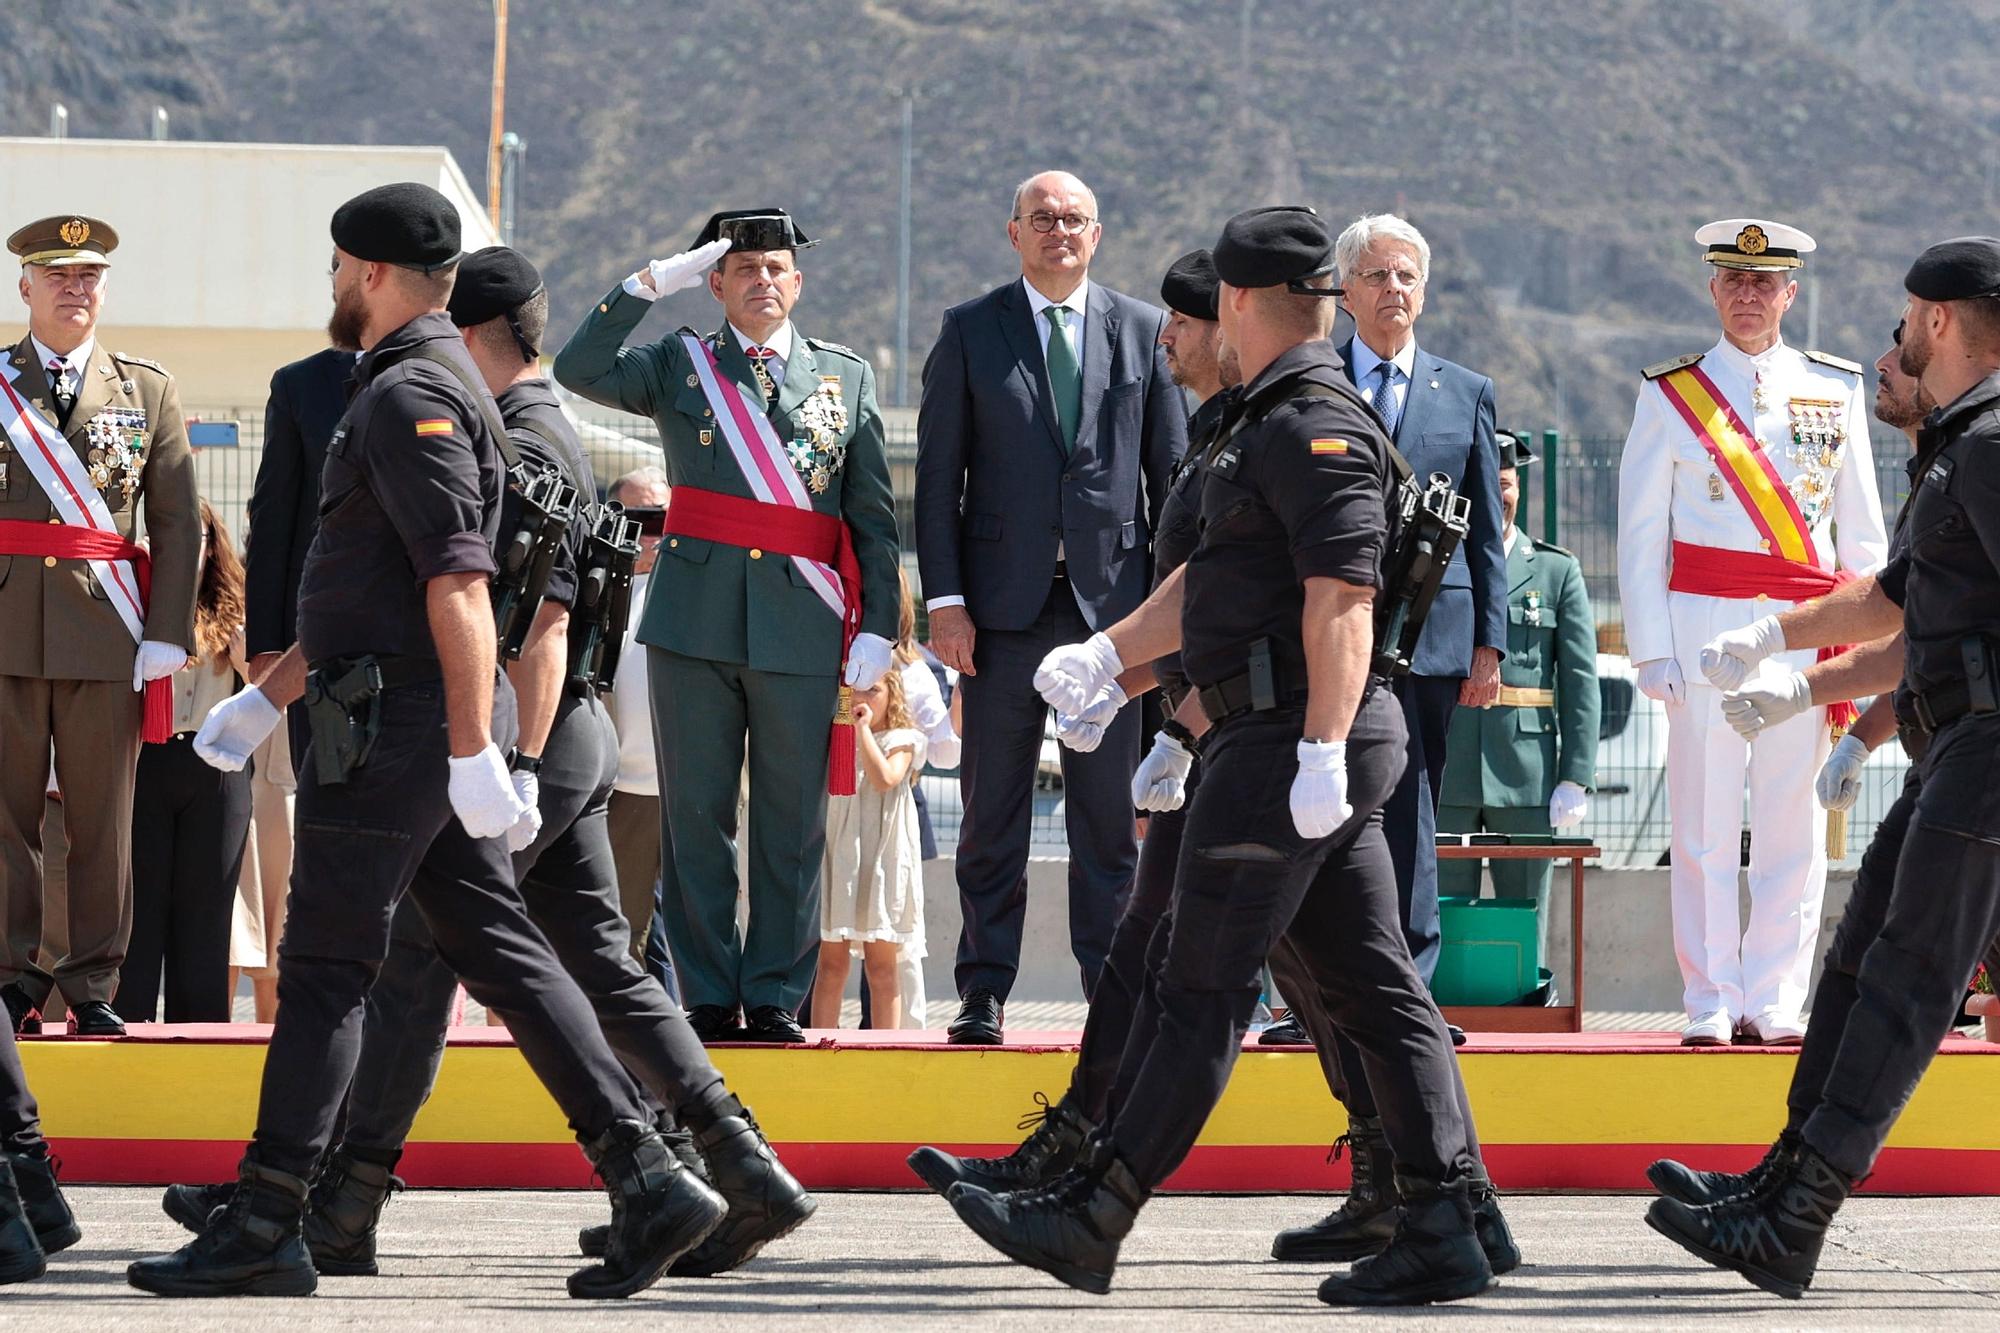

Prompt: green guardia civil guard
xmin=553 ymin=209 xmax=900 ymax=1027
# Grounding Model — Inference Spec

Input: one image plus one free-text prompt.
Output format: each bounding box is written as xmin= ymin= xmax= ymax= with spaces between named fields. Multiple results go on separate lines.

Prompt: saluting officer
xmin=130 ymin=186 xmax=723 ymax=1302
xmin=0 ymin=215 xmax=198 ymax=1038
xmin=1438 ymin=431 xmax=1599 ymax=964
xmin=953 ymin=208 xmax=1493 ymax=1308
xmin=555 ymin=209 xmax=900 ymax=1043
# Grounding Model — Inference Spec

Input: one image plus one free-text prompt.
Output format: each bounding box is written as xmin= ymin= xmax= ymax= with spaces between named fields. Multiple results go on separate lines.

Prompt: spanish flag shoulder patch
xmin=1309 ymin=438 xmax=1349 ymax=455
xmin=414 ymin=418 xmax=454 ymax=437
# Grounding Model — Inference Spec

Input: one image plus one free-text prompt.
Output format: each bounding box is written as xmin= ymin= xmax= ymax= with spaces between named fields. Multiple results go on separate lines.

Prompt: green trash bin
xmin=1432 ymin=896 xmax=1542 ymax=1006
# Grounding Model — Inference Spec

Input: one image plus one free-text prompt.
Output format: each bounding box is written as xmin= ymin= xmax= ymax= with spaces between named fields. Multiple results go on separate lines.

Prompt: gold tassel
xmin=827 ymin=684 xmax=857 ymax=796
xmin=1825 ymin=724 xmax=1847 ymax=861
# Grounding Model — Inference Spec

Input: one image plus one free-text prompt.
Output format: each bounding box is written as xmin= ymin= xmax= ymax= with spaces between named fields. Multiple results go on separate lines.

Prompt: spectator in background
xmin=117 ymin=499 xmax=251 ymax=1023
xmin=1437 ymin=433 xmax=1600 ymax=974
xmin=602 ymin=466 xmax=673 ymax=985
xmin=914 ymin=169 xmax=1185 ymax=1044
xmin=229 ymin=720 xmax=293 ymax=1022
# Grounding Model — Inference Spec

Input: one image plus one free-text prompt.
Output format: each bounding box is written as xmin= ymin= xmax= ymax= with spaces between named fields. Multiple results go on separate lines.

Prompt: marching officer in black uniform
xmin=128 ymin=186 xmax=730 ymax=1301
xmin=1649 ymin=238 xmax=2000 ymax=1298
xmin=0 ymin=1024 xmax=78 ymax=1283
xmin=941 ymin=208 xmax=1493 ymax=1307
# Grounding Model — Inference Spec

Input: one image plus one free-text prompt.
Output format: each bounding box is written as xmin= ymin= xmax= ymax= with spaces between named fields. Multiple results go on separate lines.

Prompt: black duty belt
xmin=1904 ymin=677 xmax=1975 ymax=735
xmin=308 ymin=654 xmax=442 ymax=690
xmin=1196 ymin=671 xmax=1309 ymax=726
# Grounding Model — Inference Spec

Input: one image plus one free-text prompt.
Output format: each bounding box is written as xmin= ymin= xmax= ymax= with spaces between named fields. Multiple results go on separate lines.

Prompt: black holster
xmin=305 ymin=657 xmax=386 ymax=786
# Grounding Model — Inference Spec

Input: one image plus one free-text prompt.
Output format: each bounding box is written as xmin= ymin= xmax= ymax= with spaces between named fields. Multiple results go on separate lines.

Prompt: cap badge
xmin=1737 ymin=225 xmax=1768 ymax=256
xmin=58 ymin=218 xmax=90 ymax=247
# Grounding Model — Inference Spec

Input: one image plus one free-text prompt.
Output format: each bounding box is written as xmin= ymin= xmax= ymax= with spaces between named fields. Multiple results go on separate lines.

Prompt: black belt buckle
xmin=1912 ymin=691 xmax=1938 ymax=734
xmin=1248 ymin=638 xmax=1277 ymax=713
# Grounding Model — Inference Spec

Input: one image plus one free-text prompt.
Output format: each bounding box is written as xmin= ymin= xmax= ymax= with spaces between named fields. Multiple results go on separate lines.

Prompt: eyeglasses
xmin=1016 ymin=211 xmax=1096 ymax=235
xmin=1353 ymin=266 xmax=1424 ymax=290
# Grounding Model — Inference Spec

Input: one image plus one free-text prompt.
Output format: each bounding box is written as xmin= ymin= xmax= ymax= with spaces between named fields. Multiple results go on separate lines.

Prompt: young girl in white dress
xmin=811 ymin=667 xmax=926 ymax=1028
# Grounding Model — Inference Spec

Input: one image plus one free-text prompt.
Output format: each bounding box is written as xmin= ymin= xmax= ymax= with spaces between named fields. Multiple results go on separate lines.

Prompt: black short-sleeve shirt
xmin=1150 ymin=388 xmax=1234 ymax=699
xmin=297 ymin=313 xmax=505 ymax=663
xmin=1180 ymin=340 xmax=1390 ymax=688
xmin=495 ymin=379 xmax=594 ymax=610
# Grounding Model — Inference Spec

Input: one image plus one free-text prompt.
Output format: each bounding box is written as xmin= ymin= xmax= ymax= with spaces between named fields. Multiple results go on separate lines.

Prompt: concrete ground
xmin=10 ymin=1189 xmax=1995 ymax=1328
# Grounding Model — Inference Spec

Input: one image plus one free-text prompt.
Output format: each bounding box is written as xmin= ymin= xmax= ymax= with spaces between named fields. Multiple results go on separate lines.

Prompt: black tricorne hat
xmin=1496 ymin=429 xmax=1538 ymax=470
xmin=693 ymin=208 xmax=817 ymax=254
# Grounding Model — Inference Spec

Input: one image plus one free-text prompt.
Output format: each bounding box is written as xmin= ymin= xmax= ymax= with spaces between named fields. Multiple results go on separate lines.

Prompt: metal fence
xmin=185 ymin=403 xmax=1914 ymax=866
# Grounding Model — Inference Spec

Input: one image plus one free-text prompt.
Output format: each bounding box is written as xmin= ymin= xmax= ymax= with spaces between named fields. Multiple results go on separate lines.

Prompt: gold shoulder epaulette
xmin=1803 ymin=349 xmax=1863 ymax=376
xmin=1641 ymin=352 xmax=1704 ymax=381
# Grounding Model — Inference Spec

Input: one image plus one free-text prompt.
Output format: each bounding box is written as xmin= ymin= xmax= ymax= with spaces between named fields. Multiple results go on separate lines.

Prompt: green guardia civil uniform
xmin=554 ymin=287 xmax=899 ymax=1016
xmin=1438 ymin=528 xmax=1600 ymax=952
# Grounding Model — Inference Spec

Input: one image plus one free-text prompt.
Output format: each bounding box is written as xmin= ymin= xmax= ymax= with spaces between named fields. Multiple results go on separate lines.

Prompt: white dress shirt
xmin=728 ymin=320 xmax=795 ymax=384
xmin=1346 ymin=334 xmax=1415 ymax=428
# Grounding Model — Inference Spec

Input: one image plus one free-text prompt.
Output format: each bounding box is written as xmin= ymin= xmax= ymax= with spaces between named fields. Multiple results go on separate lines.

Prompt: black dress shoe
xmin=1 ymin=986 xmax=40 ymax=1036
xmin=685 ymin=1005 xmax=740 ymax=1042
xmin=1257 ymin=1014 xmax=1311 ymax=1046
xmin=1447 ymin=1023 xmax=1467 ymax=1047
xmin=948 ymin=990 xmax=1003 ymax=1045
xmin=68 ymin=1000 xmax=125 ymax=1037
xmin=741 ymin=1006 xmax=805 ymax=1044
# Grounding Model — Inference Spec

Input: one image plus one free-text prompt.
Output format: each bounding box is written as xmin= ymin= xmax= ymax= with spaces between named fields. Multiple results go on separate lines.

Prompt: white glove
xmin=133 ymin=639 xmax=188 ymax=691
xmin=627 ymin=238 xmax=732 ymax=300
xmin=1289 ymin=739 xmax=1352 ymax=839
xmin=1698 ymin=616 xmax=1787 ymax=691
xmin=1052 ymin=681 xmax=1129 ymax=753
xmin=192 ymin=685 xmax=283 ymax=773
xmin=842 ymin=632 xmax=896 ymax=690
xmin=1815 ymin=733 xmax=1871 ymax=811
xmin=1033 ymin=633 xmax=1125 ymax=717
xmin=1548 ymin=780 xmax=1589 ymax=830
xmin=448 ymin=744 xmax=529 ymax=840
xmin=1720 ymin=671 xmax=1813 ymax=740
xmin=1131 ymin=732 xmax=1194 ymax=811
xmin=1635 ymin=657 xmax=1686 ymax=706
xmin=503 ymin=771 xmax=543 ymax=854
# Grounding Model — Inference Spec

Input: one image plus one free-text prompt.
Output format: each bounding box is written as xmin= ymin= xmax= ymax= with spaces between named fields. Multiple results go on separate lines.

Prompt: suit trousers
xmin=116 ymin=736 xmax=251 ymax=1022
xmin=250 ymin=677 xmax=646 ymax=1177
xmin=1382 ymin=672 xmax=1458 ymax=982
xmin=1437 ymin=802 xmax=1557 ymax=964
xmin=650 ymin=648 xmax=833 ymax=1013
xmin=607 ymin=789 xmax=663 ymax=967
xmin=343 ymin=694 xmax=726 ymax=1156
xmin=0 ymin=674 xmax=141 ymax=1006
xmin=954 ymin=578 xmax=1140 ymax=1002
xmin=1106 ymin=692 xmax=1474 ymax=1192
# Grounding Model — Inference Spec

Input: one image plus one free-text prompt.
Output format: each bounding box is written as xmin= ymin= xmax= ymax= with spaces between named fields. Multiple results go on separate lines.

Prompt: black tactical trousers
xmin=1106 ymin=690 xmax=1476 ymax=1192
xmin=0 ymin=1022 xmax=40 ymax=1154
xmin=1802 ymin=714 xmax=2000 ymax=1177
xmin=343 ymin=693 xmax=729 ymax=1156
xmin=252 ymin=678 xmax=646 ymax=1177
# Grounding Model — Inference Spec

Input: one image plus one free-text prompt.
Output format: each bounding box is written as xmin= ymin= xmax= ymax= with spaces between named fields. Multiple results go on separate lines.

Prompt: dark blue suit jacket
xmin=244 ymin=346 xmax=354 ymax=657
xmin=1342 ymin=337 xmax=1505 ymax=678
xmin=915 ymin=279 xmax=1186 ymax=632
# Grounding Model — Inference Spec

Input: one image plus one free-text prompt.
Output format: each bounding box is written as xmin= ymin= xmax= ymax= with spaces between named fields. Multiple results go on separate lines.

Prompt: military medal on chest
xmin=1783 ymin=397 xmax=1844 ymax=525
xmin=1523 ymin=589 xmax=1543 ymax=626
xmin=83 ymin=406 xmax=149 ymax=496
xmin=787 ymin=375 xmax=850 ymax=494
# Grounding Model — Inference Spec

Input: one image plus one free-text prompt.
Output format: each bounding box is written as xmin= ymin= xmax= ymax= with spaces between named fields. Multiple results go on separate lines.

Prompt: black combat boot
xmin=1317 ymin=1173 xmax=1495 ymax=1307
xmin=1270 ymin=1114 xmax=1401 ymax=1261
xmin=302 ymin=1147 xmax=403 ymax=1276
xmin=946 ymin=1138 xmax=1148 ymax=1295
xmin=1646 ymin=1143 xmax=1854 ymax=1299
xmin=1469 ymin=1170 xmax=1520 ymax=1276
xmin=908 ymin=1089 xmax=1093 ymax=1198
xmin=163 ymin=1180 xmax=235 ymax=1234
xmin=568 ymin=1119 xmax=726 ymax=1299
xmin=1647 ymin=1132 xmax=1800 ymax=1207
xmin=6 ymin=1147 xmax=79 ymax=1254
xmin=126 ymin=1159 xmax=318 ymax=1297
xmin=0 ymin=1158 xmax=47 ymax=1285
xmin=668 ymin=1099 xmax=816 ymax=1277
xmin=578 ymin=1122 xmax=707 ymax=1258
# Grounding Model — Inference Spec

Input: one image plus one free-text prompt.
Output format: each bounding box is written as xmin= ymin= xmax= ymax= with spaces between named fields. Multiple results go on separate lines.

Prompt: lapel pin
xmin=1429 ymin=379 xmax=1440 ymax=390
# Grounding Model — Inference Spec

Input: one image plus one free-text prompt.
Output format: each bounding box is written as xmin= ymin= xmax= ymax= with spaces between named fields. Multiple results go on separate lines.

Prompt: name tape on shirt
xmin=1310 ymin=438 xmax=1350 ymax=455
xmin=414 ymin=418 xmax=454 ymax=437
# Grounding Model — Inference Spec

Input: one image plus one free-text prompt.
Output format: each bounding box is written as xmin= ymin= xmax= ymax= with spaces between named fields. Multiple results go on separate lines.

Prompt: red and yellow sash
xmin=1655 ymin=365 xmax=1819 ymax=566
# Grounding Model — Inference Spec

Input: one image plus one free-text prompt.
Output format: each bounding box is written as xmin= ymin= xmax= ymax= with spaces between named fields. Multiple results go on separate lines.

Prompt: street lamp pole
xmin=896 ymin=89 xmax=915 ymax=408
xmin=487 ymin=0 xmax=509 ymax=230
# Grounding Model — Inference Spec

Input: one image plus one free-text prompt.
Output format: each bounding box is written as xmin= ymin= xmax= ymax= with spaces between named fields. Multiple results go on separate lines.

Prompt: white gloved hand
xmin=1053 ymin=681 xmax=1129 ymax=753
xmin=1815 ymin=732 xmax=1871 ymax=811
xmin=1131 ymin=731 xmax=1194 ymax=811
xmin=192 ymin=685 xmax=282 ymax=772
xmin=1698 ymin=616 xmax=1787 ymax=691
xmin=1548 ymin=779 xmax=1590 ymax=830
xmin=1033 ymin=632 xmax=1125 ymax=717
xmin=503 ymin=771 xmax=543 ymax=854
xmin=1635 ymin=657 xmax=1686 ymax=706
xmin=133 ymin=639 xmax=188 ymax=691
xmin=842 ymin=632 xmax=896 ymax=690
xmin=448 ymin=744 xmax=529 ymax=840
xmin=1720 ymin=671 xmax=1813 ymax=740
xmin=1289 ymin=739 xmax=1352 ymax=839
xmin=627 ymin=238 xmax=733 ymax=301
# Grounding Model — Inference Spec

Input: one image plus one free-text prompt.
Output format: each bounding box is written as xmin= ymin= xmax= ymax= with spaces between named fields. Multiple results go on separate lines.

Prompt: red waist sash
xmin=0 ymin=519 xmax=172 ymax=742
xmin=1668 ymin=540 xmax=1857 ymax=729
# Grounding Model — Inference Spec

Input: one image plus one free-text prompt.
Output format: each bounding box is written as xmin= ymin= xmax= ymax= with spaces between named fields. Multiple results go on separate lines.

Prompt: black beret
xmin=693 ymin=208 xmax=816 ymax=252
xmin=448 ymin=246 xmax=544 ymax=327
xmin=1496 ymin=430 xmax=1537 ymax=469
xmin=1160 ymin=249 xmax=1220 ymax=321
xmin=1904 ymin=237 xmax=2000 ymax=302
xmin=331 ymin=182 xmax=461 ymax=272
xmin=1212 ymin=206 xmax=1338 ymax=292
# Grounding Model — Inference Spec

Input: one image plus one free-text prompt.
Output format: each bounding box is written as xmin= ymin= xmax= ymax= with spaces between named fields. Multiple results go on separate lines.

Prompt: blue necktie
xmin=1370 ymin=361 xmax=1402 ymax=438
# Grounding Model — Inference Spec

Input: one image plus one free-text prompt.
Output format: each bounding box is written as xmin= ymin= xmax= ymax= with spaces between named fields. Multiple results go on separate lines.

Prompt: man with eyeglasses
xmin=914 ymin=171 xmax=1186 ymax=1044
xmin=0 ymin=214 xmax=199 ymax=1039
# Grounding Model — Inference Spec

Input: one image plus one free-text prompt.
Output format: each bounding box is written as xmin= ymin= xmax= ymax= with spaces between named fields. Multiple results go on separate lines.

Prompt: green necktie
xmin=1044 ymin=305 xmax=1082 ymax=453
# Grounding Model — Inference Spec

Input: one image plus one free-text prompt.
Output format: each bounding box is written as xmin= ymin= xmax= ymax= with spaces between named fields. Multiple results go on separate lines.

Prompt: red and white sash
xmin=0 ymin=362 xmax=148 ymax=642
xmin=679 ymin=333 xmax=845 ymax=619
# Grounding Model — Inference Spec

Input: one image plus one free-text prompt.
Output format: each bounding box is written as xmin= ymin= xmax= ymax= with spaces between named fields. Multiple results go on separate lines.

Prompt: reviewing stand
xmin=1434 ymin=840 xmax=1599 ymax=1034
